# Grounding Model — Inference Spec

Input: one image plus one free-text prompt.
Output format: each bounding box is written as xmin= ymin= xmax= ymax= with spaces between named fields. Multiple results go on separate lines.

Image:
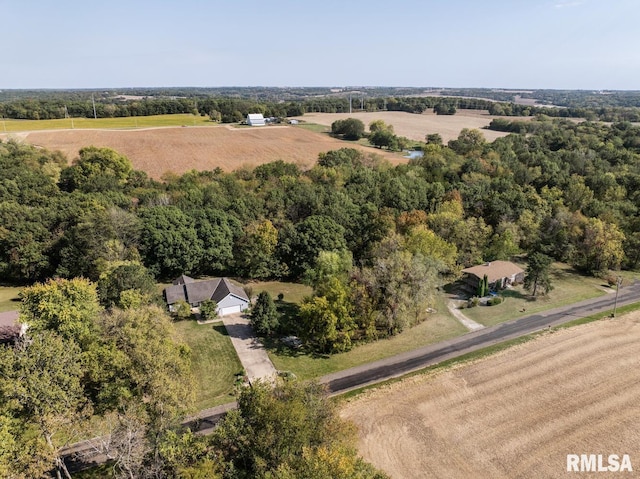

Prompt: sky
xmin=1 ymin=0 xmax=638 ymax=90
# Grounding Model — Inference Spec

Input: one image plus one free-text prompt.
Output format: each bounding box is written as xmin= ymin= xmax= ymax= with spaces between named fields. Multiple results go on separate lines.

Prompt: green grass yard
xmin=173 ymin=319 xmax=243 ymax=410
xmin=266 ymin=292 xmax=467 ymax=380
xmin=461 ymin=263 xmax=639 ymax=327
xmin=0 ymin=113 xmax=212 ymax=132
xmin=0 ymin=286 xmax=22 ymax=312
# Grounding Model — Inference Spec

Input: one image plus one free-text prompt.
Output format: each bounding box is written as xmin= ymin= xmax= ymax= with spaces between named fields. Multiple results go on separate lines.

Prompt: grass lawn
xmin=0 ymin=286 xmax=22 ymax=312
xmin=0 ymin=113 xmax=212 ymax=132
xmin=461 ymin=263 xmax=635 ymax=327
xmin=173 ymin=319 xmax=243 ymax=410
xmin=266 ymin=292 xmax=467 ymax=380
xmin=247 ymin=280 xmax=312 ymax=304
xmin=295 ymin=122 xmax=330 ymax=134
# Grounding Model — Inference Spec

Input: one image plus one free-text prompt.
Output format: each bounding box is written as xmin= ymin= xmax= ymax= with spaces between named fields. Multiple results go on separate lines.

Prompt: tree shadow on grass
xmin=501 ymin=288 xmax=539 ymax=303
xmin=213 ymin=324 xmax=230 ymax=336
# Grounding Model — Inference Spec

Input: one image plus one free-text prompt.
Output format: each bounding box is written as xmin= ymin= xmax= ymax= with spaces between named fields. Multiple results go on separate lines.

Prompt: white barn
xmin=246 ymin=113 xmax=266 ymax=126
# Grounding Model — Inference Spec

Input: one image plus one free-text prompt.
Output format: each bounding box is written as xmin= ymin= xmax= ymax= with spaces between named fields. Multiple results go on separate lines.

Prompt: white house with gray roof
xmin=164 ymin=276 xmax=250 ymax=316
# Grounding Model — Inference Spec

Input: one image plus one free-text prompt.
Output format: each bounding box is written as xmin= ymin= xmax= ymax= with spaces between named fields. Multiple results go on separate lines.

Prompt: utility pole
xmin=92 ymin=94 xmax=97 ymax=119
xmin=612 ymin=276 xmax=623 ymax=317
xmin=349 ymin=95 xmax=352 ymax=114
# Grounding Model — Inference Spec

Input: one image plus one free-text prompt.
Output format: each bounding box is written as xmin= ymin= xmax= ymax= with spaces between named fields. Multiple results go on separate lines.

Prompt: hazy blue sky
xmin=1 ymin=0 xmax=638 ymax=89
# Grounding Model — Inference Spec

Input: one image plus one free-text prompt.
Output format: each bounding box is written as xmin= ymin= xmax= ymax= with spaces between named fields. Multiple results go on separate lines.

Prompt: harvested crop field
xmin=3 ymin=125 xmax=401 ymax=179
xmin=294 ymin=109 xmax=515 ymax=143
xmin=340 ymin=312 xmax=640 ymax=479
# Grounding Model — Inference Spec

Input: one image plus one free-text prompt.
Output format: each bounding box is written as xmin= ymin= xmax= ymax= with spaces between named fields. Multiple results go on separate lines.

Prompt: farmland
xmin=294 ymin=109 xmax=514 ymax=143
xmin=1 ymin=123 xmax=402 ymax=178
xmin=340 ymin=311 xmax=640 ymax=479
xmin=1 ymin=110 xmax=515 ymax=179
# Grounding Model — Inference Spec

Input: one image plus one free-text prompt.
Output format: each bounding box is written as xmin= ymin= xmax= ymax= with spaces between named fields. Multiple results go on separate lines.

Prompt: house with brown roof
xmin=461 ymin=261 xmax=525 ymax=292
xmin=164 ymin=276 xmax=250 ymax=316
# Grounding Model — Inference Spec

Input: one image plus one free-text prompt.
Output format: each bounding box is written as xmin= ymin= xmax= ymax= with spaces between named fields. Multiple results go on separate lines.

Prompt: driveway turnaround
xmin=221 ymin=314 xmax=278 ymax=383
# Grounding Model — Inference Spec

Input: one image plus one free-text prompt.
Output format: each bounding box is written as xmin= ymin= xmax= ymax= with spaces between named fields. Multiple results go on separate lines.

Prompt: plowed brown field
xmin=340 ymin=313 xmax=640 ymax=479
xmin=3 ymin=110 xmax=515 ymax=179
xmin=7 ymin=125 xmax=401 ymax=179
xmin=295 ymin=109 xmax=513 ymax=143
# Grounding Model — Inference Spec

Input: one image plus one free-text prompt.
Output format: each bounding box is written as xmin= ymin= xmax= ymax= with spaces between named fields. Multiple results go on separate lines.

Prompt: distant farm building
xmin=461 ymin=261 xmax=525 ymax=291
xmin=164 ymin=276 xmax=250 ymax=316
xmin=246 ymin=113 xmax=266 ymax=126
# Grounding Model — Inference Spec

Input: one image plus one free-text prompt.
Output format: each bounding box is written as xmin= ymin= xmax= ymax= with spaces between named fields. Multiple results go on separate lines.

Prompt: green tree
xmin=199 ymin=299 xmax=219 ymax=321
xmin=212 ymin=380 xmax=386 ymax=478
xmin=0 ymin=332 xmax=86 ymax=479
xmin=369 ymin=129 xmax=399 ymax=150
xmin=251 ymin=291 xmax=280 ymax=336
xmin=575 ymin=217 xmax=625 ymax=274
xmin=139 ymin=206 xmax=204 ymax=278
xmin=331 ymin=118 xmax=365 ymax=140
xmin=59 ymin=146 xmax=133 ymax=193
xmin=368 ymin=119 xmax=394 ymax=134
xmin=173 ymin=300 xmax=192 ymax=320
xmin=300 ymin=276 xmax=355 ymax=353
xmin=19 ymin=277 xmax=101 ymax=349
xmin=97 ymin=262 xmax=156 ymax=308
xmin=235 ymin=219 xmax=280 ymax=279
xmin=448 ymin=128 xmax=486 ymax=155
xmin=524 ymin=252 xmax=554 ymax=296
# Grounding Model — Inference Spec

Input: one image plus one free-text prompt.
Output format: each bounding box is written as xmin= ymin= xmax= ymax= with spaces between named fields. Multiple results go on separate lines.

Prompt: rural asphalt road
xmin=64 ymin=282 xmax=640 ymax=469
xmin=319 ymin=281 xmax=640 ymax=394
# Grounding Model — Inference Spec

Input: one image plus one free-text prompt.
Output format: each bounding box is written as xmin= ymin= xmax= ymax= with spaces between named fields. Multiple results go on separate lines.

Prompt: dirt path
xmin=340 ymin=312 xmax=640 ymax=479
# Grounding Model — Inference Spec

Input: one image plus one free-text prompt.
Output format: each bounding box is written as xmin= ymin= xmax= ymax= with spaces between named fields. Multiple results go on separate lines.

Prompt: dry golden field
xmin=340 ymin=312 xmax=640 ymax=479
xmin=1 ymin=125 xmax=401 ymax=179
xmin=2 ymin=110 xmax=515 ymax=178
xmin=294 ymin=109 xmax=513 ymax=143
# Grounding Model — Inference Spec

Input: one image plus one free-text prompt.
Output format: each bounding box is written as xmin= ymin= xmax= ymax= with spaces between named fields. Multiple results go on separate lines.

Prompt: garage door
xmin=220 ymin=305 xmax=242 ymax=316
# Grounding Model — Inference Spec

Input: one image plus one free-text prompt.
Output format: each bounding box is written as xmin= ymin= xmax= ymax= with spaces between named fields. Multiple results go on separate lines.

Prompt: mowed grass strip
xmin=267 ymin=293 xmax=467 ymax=380
xmin=0 ymin=286 xmax=22 ymax=312
xmin=0 ymin=113 xmax=211 ymax=132
xmin=461 ymin=263 xmax=628 ymax=327
xmin=173 ymin=319 xmax=243 ymax=410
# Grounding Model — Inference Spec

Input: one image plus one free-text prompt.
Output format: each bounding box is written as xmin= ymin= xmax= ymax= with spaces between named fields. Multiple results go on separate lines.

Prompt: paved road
xmin=63 ymin=282 xmax=640 ymax=469
xmin=319 ymin=281 xmax=640 ymax=394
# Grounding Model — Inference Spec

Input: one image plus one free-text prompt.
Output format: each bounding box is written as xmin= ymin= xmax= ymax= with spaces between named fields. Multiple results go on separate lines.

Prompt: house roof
xmin=461 ymin=261 xmax=524 ymax=283
xmin=164 ymin=277 xmax=249 ymax=305
xmin=247 ymin=113 xmax=264 ymax=120
xmin=173 ymin=275 xmax=195 ymax=285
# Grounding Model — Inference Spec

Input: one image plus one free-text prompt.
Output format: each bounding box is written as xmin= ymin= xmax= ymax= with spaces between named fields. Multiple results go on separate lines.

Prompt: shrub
xmin=200 ymin=299 xmax=219 ymax=321
xmin=487 ymin=297 xmax=503 ymax=306
xmin=467 ymin=297 xmax=480 ymax=308
xmin=277 ymin=293 xmax=284 ymax=301
xmin=173 ymin=300 xmax=192 ymax=319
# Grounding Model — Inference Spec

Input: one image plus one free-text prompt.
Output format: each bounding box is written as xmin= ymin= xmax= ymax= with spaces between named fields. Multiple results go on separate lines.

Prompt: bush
xmin=173 ymin=300 xmax=192 ymax=319
xmin=467 ymin=297 xmax=480 ymax=308
xmin=487 ymin=297 xmax=503 ymax=306
xmin=277 ymin=293 xmax=284 ymax=301
xmin=200 ymin=299 xmax=219 ymax=320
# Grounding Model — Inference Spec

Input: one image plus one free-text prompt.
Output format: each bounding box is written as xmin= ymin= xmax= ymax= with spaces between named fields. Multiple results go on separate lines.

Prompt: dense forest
xmin=2 ymin=113 xmax=640 ymax=476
